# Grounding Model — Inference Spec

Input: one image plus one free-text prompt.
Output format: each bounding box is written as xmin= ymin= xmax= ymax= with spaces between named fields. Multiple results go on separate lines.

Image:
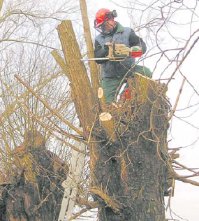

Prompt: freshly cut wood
xmin=98 ymin=87 xmax=104 ymax=99
xmin=98 ymin=87 xmax=107 ymax=112
xmin=99 ymin=112 xmax=116 ymax=142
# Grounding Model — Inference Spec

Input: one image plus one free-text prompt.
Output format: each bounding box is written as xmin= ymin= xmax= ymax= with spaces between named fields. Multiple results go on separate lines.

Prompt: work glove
xmin=130 ymin=46 xmax=143 ymax=58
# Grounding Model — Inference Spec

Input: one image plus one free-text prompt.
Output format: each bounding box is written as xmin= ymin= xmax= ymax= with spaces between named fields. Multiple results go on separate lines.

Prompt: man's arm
xmin=129 ymin=30 xmax=147 ymax=54
xmin=94 ymin=40 xmax=109 ymax=64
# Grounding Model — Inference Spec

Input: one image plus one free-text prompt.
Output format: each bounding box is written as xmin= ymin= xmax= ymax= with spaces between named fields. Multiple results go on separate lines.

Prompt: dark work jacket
xmin=94 ymin=22 xmax=147 ymax=78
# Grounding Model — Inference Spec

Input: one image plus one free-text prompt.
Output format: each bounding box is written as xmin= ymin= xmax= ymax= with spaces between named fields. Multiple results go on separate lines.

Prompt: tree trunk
xmin=55 ymin=20 xmax=169 ymax=220
xmin=0 ymin=147 xmax=68 ymax=221
xmin=93 ymin=75 xmax=169 ymax=221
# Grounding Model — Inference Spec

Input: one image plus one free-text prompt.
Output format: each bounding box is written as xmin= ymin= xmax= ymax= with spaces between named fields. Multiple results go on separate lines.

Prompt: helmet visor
xmin=94 ymin=20 xmax=115 ymax=35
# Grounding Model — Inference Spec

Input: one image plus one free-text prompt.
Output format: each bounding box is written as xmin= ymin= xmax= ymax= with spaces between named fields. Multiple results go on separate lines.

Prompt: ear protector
xmin=106 ymin=10 xmax=117 ymax=19
xmin=112 ymin=10 xmax=117 ymax=18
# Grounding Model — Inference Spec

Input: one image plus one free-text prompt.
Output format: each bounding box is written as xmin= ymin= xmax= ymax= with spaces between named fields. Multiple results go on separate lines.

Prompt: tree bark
xmin=57 ymin=20 xmax=95 ymax=133
xmin=93 ymin=76 xmax=169 ymax=221
xmin=56 ymin=20 xmax=99 ymax=195
xmin=55 ymin=20 xmax=169 ymax=220
xmin=0 ymin=146 xmax=68 ymax=221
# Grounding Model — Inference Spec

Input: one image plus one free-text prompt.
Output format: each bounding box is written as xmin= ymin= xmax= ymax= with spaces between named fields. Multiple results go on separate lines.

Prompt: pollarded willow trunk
xmin=55 ymin=19 xmax=170 ymax=220
xmin=0 ymin=132 xmax=68 ymax=221
xmin=93 ymin=75 xmax=169 ymax=221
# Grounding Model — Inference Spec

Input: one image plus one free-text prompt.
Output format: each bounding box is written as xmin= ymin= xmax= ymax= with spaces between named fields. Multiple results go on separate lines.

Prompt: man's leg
xmin=101 ymin=78 xmax=122 ymax=103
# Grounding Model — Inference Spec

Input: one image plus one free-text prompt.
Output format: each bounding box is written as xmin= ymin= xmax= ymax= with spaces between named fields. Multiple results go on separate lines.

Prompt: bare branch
xmin=14 ymin=74 xmax=83 ymax=136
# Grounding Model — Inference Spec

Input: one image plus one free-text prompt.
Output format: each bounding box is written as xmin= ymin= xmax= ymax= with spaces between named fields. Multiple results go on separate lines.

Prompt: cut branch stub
xmin=99 ymin=112 xmax=116 ymax=142
xmin=98 ymin=87 xmax=107 ymax=112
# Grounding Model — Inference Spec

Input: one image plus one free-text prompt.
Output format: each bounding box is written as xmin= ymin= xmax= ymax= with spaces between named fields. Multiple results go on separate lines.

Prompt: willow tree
xmin=1 ymin=0 xmax=199 ymax=220
xmin=53 ymin=0 xmax=170 ymax=219
xmin=0 ymin=1 xmax=80 ymax=220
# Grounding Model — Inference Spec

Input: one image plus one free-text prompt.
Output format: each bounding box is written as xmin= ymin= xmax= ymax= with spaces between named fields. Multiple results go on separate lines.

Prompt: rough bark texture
xmin=93 ymin=77 xmax=169 ymax=221
xmin=0 ymin=139 xmax=68 ymax=221
xmin=55 ymin=20 xmax=170 ymax=220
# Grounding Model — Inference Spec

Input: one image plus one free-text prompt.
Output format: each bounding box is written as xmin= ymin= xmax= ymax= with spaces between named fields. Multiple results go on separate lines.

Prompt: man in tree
xmin=94 ymin=8 xmax=152 ymax=103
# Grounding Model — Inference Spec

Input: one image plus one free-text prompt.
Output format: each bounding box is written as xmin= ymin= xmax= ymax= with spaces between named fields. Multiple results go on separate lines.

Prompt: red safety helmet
xmin=94 ymin=8 xmax=117 ymax=33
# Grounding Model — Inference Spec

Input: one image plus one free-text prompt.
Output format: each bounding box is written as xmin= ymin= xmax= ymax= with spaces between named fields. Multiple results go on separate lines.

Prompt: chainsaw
xmin=81 ymin=43 xmax=142 ymax=61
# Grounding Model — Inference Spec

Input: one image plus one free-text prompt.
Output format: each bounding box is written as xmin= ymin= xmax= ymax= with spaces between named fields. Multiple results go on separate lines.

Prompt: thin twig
xmin=14 ymin=74 xmax=83 ymax=136
xmin=168 ymin=77 xmax=186 ymax=120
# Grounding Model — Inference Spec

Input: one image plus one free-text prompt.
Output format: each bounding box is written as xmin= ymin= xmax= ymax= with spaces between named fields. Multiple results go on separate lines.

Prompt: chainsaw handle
xmin=104 ymin=42 xmax=132 ymax=60
xmin=112 ymin=42 xmax=129 ymax=58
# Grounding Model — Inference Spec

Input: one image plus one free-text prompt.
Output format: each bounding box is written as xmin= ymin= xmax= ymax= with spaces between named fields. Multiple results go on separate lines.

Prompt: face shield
xmin=94 ymin=19 xmax=116 ymax=35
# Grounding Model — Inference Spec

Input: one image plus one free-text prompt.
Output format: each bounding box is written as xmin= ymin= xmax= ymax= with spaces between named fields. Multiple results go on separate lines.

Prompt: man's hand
xmin=104 ymin=43 xmax=142 ymax=59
